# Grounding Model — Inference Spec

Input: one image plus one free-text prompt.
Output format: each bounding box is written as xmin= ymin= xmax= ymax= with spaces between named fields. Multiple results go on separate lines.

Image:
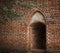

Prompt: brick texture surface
xmin=0 ymin=0 xmax=60 ymax=52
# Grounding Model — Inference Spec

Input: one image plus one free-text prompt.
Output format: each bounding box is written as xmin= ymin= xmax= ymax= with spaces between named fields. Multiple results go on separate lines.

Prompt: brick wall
xmin=0 ymin=0 xmax=60 ymax=52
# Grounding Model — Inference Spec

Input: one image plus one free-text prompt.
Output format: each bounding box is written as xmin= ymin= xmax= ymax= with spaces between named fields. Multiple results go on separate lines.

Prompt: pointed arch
xmin=27 ymin=10 xmax=46 ymax=51
xmin=26 ymin=10 xmax=46 ymax=25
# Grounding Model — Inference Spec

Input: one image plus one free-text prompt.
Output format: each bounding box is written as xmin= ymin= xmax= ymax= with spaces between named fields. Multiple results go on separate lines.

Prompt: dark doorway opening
xmin=30 ymin=22 xmax=46 ymax=50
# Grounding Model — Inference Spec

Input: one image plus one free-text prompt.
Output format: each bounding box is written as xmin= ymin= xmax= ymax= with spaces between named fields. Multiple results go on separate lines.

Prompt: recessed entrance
xmin=30 ymin=22 xmax=46 ymax=50
xmin=27 ymin=12 xmax=46 ymax=50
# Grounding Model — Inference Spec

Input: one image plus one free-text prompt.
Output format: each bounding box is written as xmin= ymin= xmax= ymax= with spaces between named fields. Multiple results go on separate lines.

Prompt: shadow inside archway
xmin=30 ymin=22 xmax=46 ymax=50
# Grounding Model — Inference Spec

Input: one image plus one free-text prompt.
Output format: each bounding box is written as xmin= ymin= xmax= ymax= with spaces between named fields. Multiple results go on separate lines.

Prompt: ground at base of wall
xmin=27 ymin=50 xmax=60 ymax=53
xmin=0 ymin=50 xmax=60 ymax=53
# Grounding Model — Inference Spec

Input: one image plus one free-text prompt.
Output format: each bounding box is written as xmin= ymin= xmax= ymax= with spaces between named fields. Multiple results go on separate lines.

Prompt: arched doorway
xmin=27 ymin=12 xmax=46 ymax=51
xmin=30 ymin=22 xmax=46 ymax=50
